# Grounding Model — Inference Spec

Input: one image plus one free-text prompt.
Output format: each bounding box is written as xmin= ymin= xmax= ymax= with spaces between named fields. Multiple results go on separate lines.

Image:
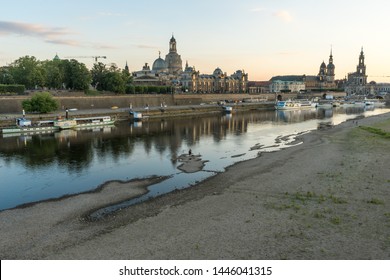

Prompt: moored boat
xmin=54 ymin=116 xmax=115 ymax=130
xmin=222 ymin=106 xmax=233 ymax=114
xmin=316 ymin=100 xmax=333 ymax=109
xmin=1 ymin=118 xmax=58 ymax=134
xmin=275 ymin=100 xmax=316 ymax=110
xmin=129 ymin=111 xmax=143 ymax=121
xmin=364 ymin=98 xmax=386 ymax=107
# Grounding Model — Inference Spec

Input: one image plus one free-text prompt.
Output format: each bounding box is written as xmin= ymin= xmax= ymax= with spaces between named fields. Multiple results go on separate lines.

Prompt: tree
xmin=62 ymin=59 xmax=92 ymax=91
xmin=9 ymin=56 xmax=45 ymax=89
xmin=22 ymin=92 xmax=59 ymax=113
xmin=90 ymin=63 xmax=128 ymax=94
xmin=41 ymin=59 xmax=65 ymax=90
xmin=91 ymin=62 xmax=108 ymax=90
xmin=0 ymin=66 xmax=15 ymax=84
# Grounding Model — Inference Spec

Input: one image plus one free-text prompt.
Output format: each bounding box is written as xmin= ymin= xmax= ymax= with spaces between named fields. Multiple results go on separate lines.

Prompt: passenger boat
xmin=275 ymin=100 xmax=316 ymax=110
xmin=1 ymin=118 xmax=58 ymax=134
xmin=54 ymin=116 xmax=115 ymax=130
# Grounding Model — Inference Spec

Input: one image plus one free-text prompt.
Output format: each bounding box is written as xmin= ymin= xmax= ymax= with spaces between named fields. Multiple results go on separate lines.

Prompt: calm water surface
xmin=1 ymin=107 xmax=389 ymax=211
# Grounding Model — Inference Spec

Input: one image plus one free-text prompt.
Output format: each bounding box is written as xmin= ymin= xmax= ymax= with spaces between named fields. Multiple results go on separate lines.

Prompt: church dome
xmin=213 ymin=67 xmax=223 ymax=77
xmin=152 ymin=56 xmax=167 ymax=72
xmin=327 ymin=62 xmax=335 ymax=70
xmin=320 ymin=61 xmax=326 ymax=69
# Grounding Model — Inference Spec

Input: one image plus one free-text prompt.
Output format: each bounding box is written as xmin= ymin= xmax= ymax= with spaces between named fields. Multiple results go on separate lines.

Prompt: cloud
xmin=0 ymin=20 xmax=89 ymax=48
xmin=274 ymin=10 xmax=293 ymax=22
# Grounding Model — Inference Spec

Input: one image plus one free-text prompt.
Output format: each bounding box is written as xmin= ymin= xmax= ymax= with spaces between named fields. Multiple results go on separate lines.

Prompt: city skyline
xmin=1 ymin=0 xmax=390 ymax=82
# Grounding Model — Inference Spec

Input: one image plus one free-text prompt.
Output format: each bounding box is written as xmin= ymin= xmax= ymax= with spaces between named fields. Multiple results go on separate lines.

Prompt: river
xmin=0 ymin=106 xmax=389 ymax=211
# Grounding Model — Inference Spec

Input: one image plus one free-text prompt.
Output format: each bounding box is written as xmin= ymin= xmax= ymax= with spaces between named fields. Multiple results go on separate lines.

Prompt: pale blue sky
xmin=1 ymin=0 xmax=390 ymax=82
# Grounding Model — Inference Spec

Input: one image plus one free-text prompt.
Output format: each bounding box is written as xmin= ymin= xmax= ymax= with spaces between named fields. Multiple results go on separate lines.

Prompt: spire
xmin=124 ymin=61 xmax=129 ymax=72
xmin=329 ymin=46 xmax=333 ymax=64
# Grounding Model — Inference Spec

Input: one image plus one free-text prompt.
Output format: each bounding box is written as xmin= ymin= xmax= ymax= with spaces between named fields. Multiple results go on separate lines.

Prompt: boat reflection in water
xmin=0 ymin=106 xmax=389 ymax=211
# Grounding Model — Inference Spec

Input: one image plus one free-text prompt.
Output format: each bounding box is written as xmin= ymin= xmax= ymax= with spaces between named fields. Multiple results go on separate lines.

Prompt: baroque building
xmin=303 ymin=49 xmax=336 ymax=91
xmin=269 ymin=49 xmax=337 ymax=93
xmin=345 ymin=48 xmax=368 ymax=95
xmin=132 ymin=35 xmax=248 ymax=93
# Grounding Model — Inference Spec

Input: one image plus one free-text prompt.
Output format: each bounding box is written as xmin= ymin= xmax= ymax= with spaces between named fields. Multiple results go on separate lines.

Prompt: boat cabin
xmin=16 ymin=118 xmax=32 ymax=127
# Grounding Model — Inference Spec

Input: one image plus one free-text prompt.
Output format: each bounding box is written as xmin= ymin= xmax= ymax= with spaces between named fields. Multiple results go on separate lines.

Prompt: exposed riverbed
xmin=1 ymin=106 xmax=389 ymax=212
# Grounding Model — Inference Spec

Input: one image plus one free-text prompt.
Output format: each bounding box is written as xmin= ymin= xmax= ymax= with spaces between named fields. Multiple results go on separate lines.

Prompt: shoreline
xmin=1 ymin=112 xmax=390 ymax=259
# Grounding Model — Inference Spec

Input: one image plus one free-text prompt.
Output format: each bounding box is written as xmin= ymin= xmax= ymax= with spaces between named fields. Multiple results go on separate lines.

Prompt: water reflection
xmin=0 ymin=106 xmax=388 ymax=211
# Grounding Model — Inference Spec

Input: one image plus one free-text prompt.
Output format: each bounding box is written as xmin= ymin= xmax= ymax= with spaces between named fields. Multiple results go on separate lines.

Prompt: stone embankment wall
xmin=0 ymin=91 xmax=350 ymax=114
xmin=0 ymin=93 xmax=258 ymax=113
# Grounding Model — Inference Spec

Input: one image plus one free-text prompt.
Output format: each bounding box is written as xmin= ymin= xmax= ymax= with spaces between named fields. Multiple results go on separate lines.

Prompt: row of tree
xmin=0 ymin=56 xmax=133 ymax=93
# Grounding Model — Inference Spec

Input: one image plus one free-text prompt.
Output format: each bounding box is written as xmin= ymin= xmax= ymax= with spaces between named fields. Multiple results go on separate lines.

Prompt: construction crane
xmin=64 ymin=56 xmax=107 ymax=62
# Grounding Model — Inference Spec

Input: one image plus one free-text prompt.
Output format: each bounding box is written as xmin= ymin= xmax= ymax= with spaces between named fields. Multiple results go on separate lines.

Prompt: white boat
xmin=339 ymin=101 xmax=366 ymax=108
xmin=2 ymin=118 xmax=58 ymax=134
xmin=316 ymin=101 xmax=333 ymax=109
xmin=54 ymin=116 xmax=115 ymax=130
xmin=364 ymin=99 xmax=386 ymax=107
xmin=74 ymin=116 xmax=115 ymax=128
xmin=222 ymin=106 xmax=233 ymax=114
xmin=275 ymin=100 xmax=316 ymax=110
xmin=129 ymin=111 xmax=143 ymax=121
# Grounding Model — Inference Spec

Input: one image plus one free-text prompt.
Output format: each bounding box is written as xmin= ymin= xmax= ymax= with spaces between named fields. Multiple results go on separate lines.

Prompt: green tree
xmin=22 ymin=92 xmax=59 ymax=113
xmin=91 ymin=63 xmax=128 ymax=94
xmin=62 ymin=59 xmax=92 ymax=91
xmin=91 ymin=62 xmax=108 ymax=90
xmin=0 ymin=66 xmax=15 ymax=84
xmin=9 ymin=56 xmax=45 ymax=89
xmin=41 ymin=59 xmax=64 ymax=89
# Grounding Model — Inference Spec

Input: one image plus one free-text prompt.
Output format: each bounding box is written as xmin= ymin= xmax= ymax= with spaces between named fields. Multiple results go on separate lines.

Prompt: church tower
xmin=357 ymin=47 xmax=366 ymax=76
xmin=169 ymin=35 xmax=177 ymax=53
xmin=165 ymin=35 xmax=183 ymax=75
xmin=326 ymin=48 xmax=335 ymax=82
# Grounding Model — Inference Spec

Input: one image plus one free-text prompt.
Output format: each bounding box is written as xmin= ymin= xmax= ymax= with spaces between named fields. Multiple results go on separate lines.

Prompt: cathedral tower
xmin=326 ymin=48 xmax=335 ymax=82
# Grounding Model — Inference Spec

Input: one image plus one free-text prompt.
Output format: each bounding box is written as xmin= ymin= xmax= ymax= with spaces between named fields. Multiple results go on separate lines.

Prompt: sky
xmin=1 ymin=0 xmax=390 ymax=82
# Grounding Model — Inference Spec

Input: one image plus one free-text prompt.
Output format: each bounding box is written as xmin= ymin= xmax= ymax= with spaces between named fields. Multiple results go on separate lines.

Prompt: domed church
xmin=150 ymin=35 xmax=182 ymax=75
xmin=152 ymin=51 xmax=168 ymax=73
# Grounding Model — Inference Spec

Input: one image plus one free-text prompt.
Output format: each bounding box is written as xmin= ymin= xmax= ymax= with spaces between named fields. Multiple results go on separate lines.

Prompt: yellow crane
xmin=64 ymin=56 xmax=107 ymax=62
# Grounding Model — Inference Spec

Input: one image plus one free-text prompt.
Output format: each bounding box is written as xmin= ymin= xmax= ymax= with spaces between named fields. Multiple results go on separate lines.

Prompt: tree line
xmin=0 ymin=56 xmax=173 ymax=94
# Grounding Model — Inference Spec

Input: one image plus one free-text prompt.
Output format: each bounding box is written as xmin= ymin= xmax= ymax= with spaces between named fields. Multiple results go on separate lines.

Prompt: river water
xmin=0 ymin=106 xmax=389 ymax=211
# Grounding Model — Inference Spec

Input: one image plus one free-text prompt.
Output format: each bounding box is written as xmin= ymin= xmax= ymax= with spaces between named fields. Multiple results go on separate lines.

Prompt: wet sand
xmin=1 ymin=113 xmax=390 ymax=259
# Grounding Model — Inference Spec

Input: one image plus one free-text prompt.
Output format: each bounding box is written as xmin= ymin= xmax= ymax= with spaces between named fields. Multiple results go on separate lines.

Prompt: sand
xmin=1 ymin=113 xmax=390 ymax=259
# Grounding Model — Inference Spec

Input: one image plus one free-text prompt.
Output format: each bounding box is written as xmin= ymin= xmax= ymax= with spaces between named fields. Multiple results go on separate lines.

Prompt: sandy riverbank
xmin=1 ymin=112 xmax=390 ymax=259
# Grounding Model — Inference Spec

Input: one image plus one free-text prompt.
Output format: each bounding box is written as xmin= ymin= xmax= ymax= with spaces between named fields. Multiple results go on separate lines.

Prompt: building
xmin=132 ymin=36 xmax=248 ymax=93
xmin=345 ymin=48 xmax=368 ymax=95
xmin=247 ymin=81 xmax=271 ymax=94
xmin=269 ymin=49 xmax=337 ymax=93
xmin=164 ymin=35 xmax=183 ymax=75
xmin=304 ymin=49 xmax=337 ymax=91
xmin=132 ymin=63 xmax=167 ymax=85
xmin=367 ymin=82 xmax=390 ymax=96
xmin=189 ymin=67 xmax=248 ymax=93
xmin=269 ymin=76 xmax=306 ymax=93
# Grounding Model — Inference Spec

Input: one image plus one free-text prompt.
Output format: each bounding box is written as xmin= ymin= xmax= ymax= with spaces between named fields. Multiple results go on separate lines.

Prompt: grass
xmin=359 ymin=126 xmax=390 ymax=139
xmin=367 ymin=198 xmax=384 ymax=205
